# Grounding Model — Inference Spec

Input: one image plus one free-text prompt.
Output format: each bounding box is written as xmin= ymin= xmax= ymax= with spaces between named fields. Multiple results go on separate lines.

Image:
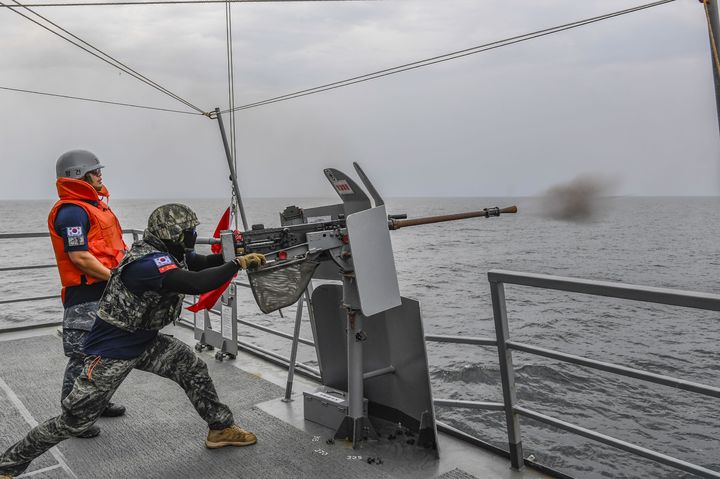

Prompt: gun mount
xmin=212 ymin=170 xmax=516 ymax=284
xmin=197 ymin=163 xmax=517 ymax=451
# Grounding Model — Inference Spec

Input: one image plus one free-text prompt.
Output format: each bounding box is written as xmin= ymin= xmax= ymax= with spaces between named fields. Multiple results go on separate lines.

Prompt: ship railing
xmin=5 ymin=232 xmax=719 ymax=477
xmin=0 ymin=231 xmax=319 ymax=379
xmin=426 ymin=269 xmax=720 ymax=479
xmin=0 ymin=230 xmax=142 ymax=317
xmin=177 ymin=296 xmax=320 ymax=379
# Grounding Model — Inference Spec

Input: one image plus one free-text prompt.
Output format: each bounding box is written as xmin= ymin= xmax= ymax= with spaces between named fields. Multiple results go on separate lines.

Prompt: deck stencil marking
xmin=17 ymin=464 xmax=63 ymax=478
xmin=0 ymin=376 xmax=79 ymax=479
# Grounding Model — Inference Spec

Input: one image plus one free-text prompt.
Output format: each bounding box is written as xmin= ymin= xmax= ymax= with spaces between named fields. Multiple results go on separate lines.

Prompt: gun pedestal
xmin=334 ymin=308 xmax=378 ymax=445
xmin=332 ymin=205 xmax=401 ymax=448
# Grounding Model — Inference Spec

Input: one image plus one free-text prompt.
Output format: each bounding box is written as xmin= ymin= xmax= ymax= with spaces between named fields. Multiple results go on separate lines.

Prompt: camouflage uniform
xmin=61 ymin=301 xmax=99 ymax=401
xmin=0 ymin=205 xmax=235 ymax=477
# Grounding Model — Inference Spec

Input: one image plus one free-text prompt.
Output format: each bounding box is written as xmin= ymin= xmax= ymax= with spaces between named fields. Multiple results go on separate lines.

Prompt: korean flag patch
xmin=66 ymin=226 xmax=85 ymax=246
xmin=153 ymin=255 xmax=177 ymax=273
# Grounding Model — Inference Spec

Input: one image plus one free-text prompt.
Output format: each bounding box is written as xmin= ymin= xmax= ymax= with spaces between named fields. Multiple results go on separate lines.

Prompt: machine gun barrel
xmin=388 ymin=205 xmax=517 ymax=230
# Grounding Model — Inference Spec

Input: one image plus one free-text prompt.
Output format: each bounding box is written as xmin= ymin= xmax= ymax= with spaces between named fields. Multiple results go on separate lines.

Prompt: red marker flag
xmin=187 ymin=207 xmax=235 ymax=312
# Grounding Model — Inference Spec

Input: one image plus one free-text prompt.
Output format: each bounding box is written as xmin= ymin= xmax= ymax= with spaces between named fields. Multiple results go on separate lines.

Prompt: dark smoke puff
xmin=540 ymin=175 xmax=611 ymax=222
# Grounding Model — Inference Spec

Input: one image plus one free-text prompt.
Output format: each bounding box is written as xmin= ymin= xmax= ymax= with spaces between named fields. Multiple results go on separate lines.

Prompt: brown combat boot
xmin=205 ymin=424 xmax=257 ymax=449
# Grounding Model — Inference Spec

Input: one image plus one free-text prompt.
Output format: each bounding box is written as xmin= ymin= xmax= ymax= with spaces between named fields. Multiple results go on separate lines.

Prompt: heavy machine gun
xmin=211 ymin=165 xmax=516 ymax=315
xmin=220 ymin=204 xmax=517 ymax=263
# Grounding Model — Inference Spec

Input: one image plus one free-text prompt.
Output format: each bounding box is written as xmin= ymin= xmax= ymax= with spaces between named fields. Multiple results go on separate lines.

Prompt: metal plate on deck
xmin=303 ymin=387 xmax=368 ymax=431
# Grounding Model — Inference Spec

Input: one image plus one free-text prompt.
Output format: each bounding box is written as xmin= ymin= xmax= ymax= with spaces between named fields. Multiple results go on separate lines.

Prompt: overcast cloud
xmin=0 ymin=0 xmax=718 ymax=199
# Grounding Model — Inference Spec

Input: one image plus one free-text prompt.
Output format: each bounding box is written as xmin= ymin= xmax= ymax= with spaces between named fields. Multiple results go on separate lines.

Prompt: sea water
xmin=1 ymin=196 xmax=719 ymax=479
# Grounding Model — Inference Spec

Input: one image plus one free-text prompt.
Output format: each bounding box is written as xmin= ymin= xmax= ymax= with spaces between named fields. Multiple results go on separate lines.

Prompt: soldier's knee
xmin=62 ymin=413 xmax=97 ymax=436
xmin=190 ymin=357 xmax=210 ymax=375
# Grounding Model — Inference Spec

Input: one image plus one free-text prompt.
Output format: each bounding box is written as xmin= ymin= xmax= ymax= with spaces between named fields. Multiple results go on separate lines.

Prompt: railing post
xmin=490 ymin=278 xmax=524 ymax=470
xmin=283 ymin=283 xmax=314 ymax=401
xmin=283 ymin=293 xmax=305 ymax=402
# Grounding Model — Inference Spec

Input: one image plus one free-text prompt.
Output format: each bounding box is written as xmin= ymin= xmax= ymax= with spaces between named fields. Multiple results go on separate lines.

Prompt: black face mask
xmin=182 ymin=228 xmax=197 ymax=250
xmin=163 ymin=240 xmax=186 ymax=262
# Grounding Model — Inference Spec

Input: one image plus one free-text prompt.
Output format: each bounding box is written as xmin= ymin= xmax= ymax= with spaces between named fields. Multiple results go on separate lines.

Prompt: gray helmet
xmin=56 ymin=149 xmax=104 ymax=179
xmin=147 ymin=203 xmax=200 ymax=243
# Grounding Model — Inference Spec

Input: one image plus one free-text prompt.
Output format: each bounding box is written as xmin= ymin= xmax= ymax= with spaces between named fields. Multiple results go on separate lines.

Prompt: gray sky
xmin=1 ymin=0 xmax=718 ymax=199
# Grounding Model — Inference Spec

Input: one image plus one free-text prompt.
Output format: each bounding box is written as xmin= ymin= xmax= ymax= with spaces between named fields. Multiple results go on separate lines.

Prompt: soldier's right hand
xmin=234 ymin=253 xmax=266 ymax=270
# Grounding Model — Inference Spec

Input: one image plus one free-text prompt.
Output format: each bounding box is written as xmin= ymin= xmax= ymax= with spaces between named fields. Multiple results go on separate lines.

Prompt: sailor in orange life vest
xmin=47 ymin=150 xmax=128 ymax=438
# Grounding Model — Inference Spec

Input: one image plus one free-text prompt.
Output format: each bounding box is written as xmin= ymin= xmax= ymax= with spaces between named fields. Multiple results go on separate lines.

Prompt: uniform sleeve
xmin=162 ymin=261 xmax=239 ymax=295
xmin=185 ymin=250 xmax=225 ymax=271
xmin=120 ymin=253 xmax=181 ymax=295
xmin=54 ymin=204 xmax=91 ymax=252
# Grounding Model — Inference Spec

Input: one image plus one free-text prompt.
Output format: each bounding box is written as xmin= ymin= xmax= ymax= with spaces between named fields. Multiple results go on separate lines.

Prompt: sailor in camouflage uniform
xmin=0 ymin=204 xmax=266 ymax=478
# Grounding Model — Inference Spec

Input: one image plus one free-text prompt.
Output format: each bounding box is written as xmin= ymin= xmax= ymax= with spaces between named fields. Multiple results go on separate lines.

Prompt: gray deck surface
xmin=435 ymin=469 xmax=481 ymax=479
xmin=0 ymin=331 xmax=552 ymax=479
xmin=0 ymin=334 xmax=394 ymax=479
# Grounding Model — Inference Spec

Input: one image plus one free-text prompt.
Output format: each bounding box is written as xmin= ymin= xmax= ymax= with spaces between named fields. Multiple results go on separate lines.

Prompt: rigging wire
xmin=702 ymin=0 xmax=720 ymax=80
xmin=0 ymin=0 xmax=374 ymax=6
xmin=226 ymin=0 xmax=237 ymax=170
xmin=225 ymin=0 xmax=240 ymax=229
xmin=2 ymin=0 xmax=207 ymax=114
xmin=219 ymin=0 xmax=677 ymax=114
xmin=0 ymin=85 xmax=202 ymax=114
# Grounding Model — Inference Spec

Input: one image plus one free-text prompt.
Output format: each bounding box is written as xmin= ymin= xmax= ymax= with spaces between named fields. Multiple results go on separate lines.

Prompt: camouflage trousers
xmin=0 ymin=334 xmax=234 ymax=476
xmin=61 ymin=301 xmax=99 ymax=401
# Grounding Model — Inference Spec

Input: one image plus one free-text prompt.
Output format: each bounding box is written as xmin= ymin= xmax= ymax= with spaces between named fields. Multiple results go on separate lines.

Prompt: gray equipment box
xmin=303 ymin=388 xmax=368 ymax=431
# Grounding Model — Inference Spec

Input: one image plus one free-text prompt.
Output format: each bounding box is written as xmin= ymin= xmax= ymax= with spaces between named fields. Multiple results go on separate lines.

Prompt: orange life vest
xmin=48 ymin=178 xmax=127 ymax=302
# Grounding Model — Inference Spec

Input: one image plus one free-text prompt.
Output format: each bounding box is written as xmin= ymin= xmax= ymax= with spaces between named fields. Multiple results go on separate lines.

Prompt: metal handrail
xmin=487 ymin=269 xmax=720 ymax=479
xmin=0 ymin=229 xmax=144 ymax=274
xmin=0 ymin=231 xmax=316 ymax=354
xmin=0 ymin=295 xmax=60 ymax=305
xmin=182 ymin=298 xmax=316 ymax=348
xmin=0 ymin=229 xmax=144 ymax=240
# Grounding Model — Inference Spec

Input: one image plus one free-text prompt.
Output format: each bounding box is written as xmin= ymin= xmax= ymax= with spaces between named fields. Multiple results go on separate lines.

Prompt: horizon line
xmin=1 ymin=194 xmax=720 ymax=201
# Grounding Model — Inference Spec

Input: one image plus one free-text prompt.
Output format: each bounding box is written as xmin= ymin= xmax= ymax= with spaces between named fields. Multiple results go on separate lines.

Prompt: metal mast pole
xmin=703 ymin=0 xmax=720 ymax=134
xmin=214 ymin=107 xmax=249 ymax=230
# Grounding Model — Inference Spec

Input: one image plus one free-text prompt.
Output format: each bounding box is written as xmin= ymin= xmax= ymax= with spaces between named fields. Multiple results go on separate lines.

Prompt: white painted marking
xmin=0 ymin=376 xmax=79 ymax=479
xmin=17 ymin=463 xmax=63 ymax=477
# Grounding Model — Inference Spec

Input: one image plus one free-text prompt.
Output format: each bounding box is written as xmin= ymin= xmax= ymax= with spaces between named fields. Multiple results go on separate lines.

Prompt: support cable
xmin=2 ymin=0 xmax=207 ymax=114
xmin=0 ymin=85 xmax=202 ymax=114
xmin=220 ymin=0 xmax=676 ymax=114
xmin=226 ymin=0 xmax=237 ymax=169
xmin=702 ymin=0 xmax=720 ymax=79
xmin=225 ymin=0 xmax=240 ymax=229
xmin=1 ymin=0 xmax=377 ymax=6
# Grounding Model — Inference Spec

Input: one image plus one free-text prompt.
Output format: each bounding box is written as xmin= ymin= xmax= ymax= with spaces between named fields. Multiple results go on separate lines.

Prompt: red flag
xmin=210 ymin=207 xmax=231 ymax=254
xmin=187 ymin=207 xmax=235 ymax=312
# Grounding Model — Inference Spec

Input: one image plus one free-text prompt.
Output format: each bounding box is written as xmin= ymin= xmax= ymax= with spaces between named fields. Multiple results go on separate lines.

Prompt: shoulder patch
xmin=66 ymin=226 xmax=85 ymax=246
xmin=153 ymin=255 xmax=178 ymax=273
xmin=66 ymin=226 xmax=83 ymax=237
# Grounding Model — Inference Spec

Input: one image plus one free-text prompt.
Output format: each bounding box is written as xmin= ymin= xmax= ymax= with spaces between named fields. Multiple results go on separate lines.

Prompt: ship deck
xmin=0 ymin=325 xmax=550 ymax=479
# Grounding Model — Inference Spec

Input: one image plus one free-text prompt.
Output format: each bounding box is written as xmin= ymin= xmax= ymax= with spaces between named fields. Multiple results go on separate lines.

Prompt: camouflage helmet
xmin=146 ymin=203 xmax=199 ymax=242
